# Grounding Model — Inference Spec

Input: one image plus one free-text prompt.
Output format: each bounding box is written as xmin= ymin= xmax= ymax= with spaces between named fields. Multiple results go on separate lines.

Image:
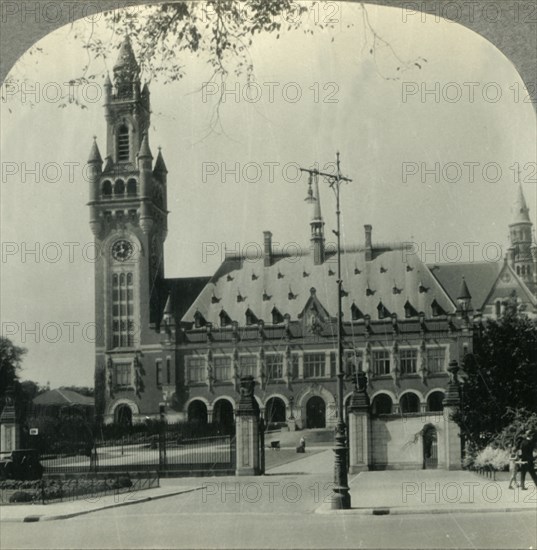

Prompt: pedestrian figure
xmin=296 ymin=436 xmax=306 ymax=453
xmin=519 ymin=430 xmax=537 ymax=490
xmin=508 ymin=444 xmax=522 ymax=489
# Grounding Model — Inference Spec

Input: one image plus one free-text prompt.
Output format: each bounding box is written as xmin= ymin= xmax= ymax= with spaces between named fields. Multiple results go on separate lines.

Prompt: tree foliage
xmin=0 ymin=336 xmax=26 ymax=403
xmin=454 ymin=306 xmax=537 ymax=447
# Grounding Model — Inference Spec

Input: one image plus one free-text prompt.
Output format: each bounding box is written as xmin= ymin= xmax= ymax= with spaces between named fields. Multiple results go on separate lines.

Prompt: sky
xmin=1 ymin=2 xmax=536 ymax=388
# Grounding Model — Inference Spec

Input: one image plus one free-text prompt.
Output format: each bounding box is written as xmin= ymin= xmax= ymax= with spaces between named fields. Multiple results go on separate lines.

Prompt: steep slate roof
xmin=163 ymin=276 xmax=212 ymax=325
xmin=427 ymin=262 xmax=501 ymax=310
xmin=181 ymin=243 xmax=456 ymax=327
xmin=33 ymin=389 xmax=93 ymax=407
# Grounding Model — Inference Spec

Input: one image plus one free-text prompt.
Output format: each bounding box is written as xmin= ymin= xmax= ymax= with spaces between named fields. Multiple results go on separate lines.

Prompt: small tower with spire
xmin=308 ymin=173 xmax=325 ymax=265
xmin=507 ymin=183 xmax=537 ymax=293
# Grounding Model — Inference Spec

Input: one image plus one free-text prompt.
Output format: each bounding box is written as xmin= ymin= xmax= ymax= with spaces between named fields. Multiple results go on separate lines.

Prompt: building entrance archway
xmin=306 ymin=396 xmax=326 ymax=429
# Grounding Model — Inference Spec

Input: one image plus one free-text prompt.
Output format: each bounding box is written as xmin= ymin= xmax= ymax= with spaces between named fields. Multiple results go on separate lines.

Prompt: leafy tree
xmin=454 ymin=303 xmax=537 ymax=447
xmin=0 ymin=336 xmax=26 ymax=405
xmin=3 ymin=1 xmax=426 ymax=123
xmin=59 ymin=386 xmax=94 ymax=398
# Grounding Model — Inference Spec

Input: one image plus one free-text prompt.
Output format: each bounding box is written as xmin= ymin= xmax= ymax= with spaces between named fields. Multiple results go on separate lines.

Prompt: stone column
xmin=235 ymin=376 xmax=262 ymax=476
xmin=0 ymin=388 xmax=20 ymax=453
xmin=348 ymin=373 xmax=371 ymax=474
xmin=443 ymin=360 xmax=462 ymax=471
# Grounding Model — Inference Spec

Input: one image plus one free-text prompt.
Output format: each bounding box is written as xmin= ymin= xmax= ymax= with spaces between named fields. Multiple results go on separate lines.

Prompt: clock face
xmin=112 ymin=239 xmax=134 ymax=262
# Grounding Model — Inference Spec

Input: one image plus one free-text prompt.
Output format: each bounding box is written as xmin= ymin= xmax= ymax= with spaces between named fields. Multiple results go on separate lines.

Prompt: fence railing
xmin=39 ymin=434 xmax=236 ymax=475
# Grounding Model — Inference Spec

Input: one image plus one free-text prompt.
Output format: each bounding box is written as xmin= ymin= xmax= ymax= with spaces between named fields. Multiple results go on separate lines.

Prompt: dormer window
xmin=431 ymin=299 xmax=446 ymax=317
xmin=351 ymin=303 xmax=363 ymax=321
xmin=245 ymin=308 xmax=258 ymax=326
xmin=219 ymin=309 xmax=232 ymax=327
xmin=194 ymin=311 xmax=207 ymax=328
xmin=117 ymin=125 xmax=130 ymax=161
xmin=404 ymin=300 xmax=418 ymax=318
xmin=377 ymin=301 xmax=390 ymax=319
xmin=272 ymin=307 xmax=284 ymax=324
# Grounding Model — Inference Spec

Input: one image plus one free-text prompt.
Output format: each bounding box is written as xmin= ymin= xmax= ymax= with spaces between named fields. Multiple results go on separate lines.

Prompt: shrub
xmin=474 ymin=445 xmax=510 ymax=471
xmin=9 ymin=491 xmax=33 ymax=503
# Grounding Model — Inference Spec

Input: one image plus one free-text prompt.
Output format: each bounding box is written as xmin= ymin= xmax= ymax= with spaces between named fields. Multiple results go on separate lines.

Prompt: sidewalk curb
xmin=1 ymin=486 xmax=203 ymax=523
xmin=315 ymin=504 xmax=537 ymax=516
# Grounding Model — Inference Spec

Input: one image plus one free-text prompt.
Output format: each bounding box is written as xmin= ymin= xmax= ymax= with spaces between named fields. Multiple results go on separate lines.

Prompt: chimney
xmin=263 ymin=231 xmax=273 ymax=267
xmin=364 ymin=225 xmax=373 ymax=262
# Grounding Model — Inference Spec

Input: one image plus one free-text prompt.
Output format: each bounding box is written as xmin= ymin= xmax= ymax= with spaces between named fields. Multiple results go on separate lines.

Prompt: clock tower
xmin=88 ymin=37 xmax=169 ymax=424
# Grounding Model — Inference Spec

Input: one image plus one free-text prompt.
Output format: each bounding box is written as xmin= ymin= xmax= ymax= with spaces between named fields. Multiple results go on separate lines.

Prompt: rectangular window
xmin=166 ymin=357 xmax=171 ymax=384
xmin=156 ymin=360 xmax=162 ymax=386
xmin=345 ymin=351 xmax=363 ymax=378
xmin=265 ymin=354 xmax=284 ymax=380
xmin=304 ymin=353 xmax=326 ymax=379
xmin=373 ymin=350 xmax=390 ymax=376
xmin=400 ymin=349 xmax=418 ymax=374
xmin=115 ymin=363 xmax=131 ymax=387
xmin=427 ymin=348 xmax=446 ymax=373
xmin=187 ymin=356 xmax=206 ymax=383
xmin=112 ymin=272 xmax=135 ymax=348
xmin=213 ymin=356 xmax=232 ymax=382
xmin=239 ymin=354 xmax=258 ymax=378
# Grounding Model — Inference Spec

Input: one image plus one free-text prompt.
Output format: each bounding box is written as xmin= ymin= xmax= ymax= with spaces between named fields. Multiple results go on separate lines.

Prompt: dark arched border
xmin=1 ymin=0 xmax=535 ymax=111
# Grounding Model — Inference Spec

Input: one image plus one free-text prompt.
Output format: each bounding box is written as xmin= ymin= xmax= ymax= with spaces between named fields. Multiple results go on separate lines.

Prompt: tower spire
xmin=507 ymin=183 xmax=536 ymax=293
xmin=309 ymin=173 xmax=325 ymax=265
xmin=512 ymin=183 xmax=531 ymax=223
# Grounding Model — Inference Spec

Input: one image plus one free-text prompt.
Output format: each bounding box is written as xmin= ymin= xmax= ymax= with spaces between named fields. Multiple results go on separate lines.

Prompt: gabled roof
xmin=427 ymin=262 xmax=501 ymax=310
xmin=182 ymin=242 xmax=456 ymax=327
xmin=428 ymin=260 xmax=537 ymax=311
xmin=33 ymin=389 xmax=93 ymax=407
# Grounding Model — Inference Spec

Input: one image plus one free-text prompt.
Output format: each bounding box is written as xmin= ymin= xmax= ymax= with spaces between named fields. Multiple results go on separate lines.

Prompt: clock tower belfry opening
xmin=87 ymin=37 xmax=170 ymax=424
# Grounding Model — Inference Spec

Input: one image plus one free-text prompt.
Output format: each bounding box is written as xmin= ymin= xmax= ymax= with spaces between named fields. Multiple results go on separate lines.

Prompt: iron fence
xmin=39 ymin=433 xmax=236 ymax=476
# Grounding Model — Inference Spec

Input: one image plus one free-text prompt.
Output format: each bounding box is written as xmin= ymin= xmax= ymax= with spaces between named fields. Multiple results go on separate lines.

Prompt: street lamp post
xmin=300 ymin=152 xmax=352 ymax=510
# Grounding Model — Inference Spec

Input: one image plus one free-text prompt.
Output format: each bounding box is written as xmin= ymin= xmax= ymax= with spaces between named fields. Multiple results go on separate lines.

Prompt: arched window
xmin=371 ymin=394 xmax=393 ymax=415
xmin=495 ymin=301 xmax=501 ymax=317
xmin=114 ymin=179 xmax=125 ymax=195
xmin=400 ymin=392 xmax=420 ymax=414
xmin=127 ymin=178 xmax=137 ymax=195
xmin=117 ymin=125 xmax=130 ymax=161
xmin=427 ymin=391 xmax=445 ymax=412
xmin=102 ymin=180 xmax=112 ymax=196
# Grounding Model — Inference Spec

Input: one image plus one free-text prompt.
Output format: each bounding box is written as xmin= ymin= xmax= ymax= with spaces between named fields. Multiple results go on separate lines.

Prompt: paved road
xmin=2 ymin=450 xmax=536 ymax=549
xmin=1 ymin=484 xmax=535 ymax=549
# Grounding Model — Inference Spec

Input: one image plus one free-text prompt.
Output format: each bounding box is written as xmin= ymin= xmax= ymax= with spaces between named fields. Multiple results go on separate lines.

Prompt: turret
xmin=508 ymin=183 xmax=535 ymax=291
xmin=87 ymin=137 xmax=103 ymax=236
xmin=138 ymin=133 xmax=154 ymax=234
xmin=456 ymin=276 xmax=472 ymax=316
